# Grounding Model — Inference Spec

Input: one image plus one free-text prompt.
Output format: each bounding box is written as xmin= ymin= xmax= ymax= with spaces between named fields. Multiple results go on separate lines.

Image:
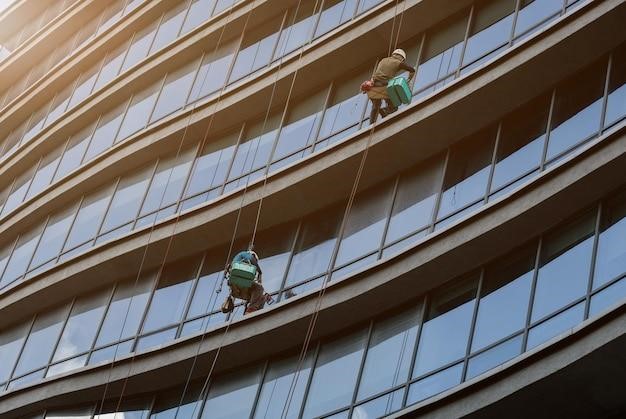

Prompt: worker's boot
xmin=221 ymin=296 xmax=235 ymax=313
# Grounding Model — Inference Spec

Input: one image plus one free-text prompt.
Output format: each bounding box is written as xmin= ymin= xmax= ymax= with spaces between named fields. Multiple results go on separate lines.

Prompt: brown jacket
xmin=372 ymin=55 xmax=415 ymax=83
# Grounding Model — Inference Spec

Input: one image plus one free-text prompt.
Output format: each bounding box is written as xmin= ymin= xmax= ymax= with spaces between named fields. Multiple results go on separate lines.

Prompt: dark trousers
xmin=369 ymin=98 xmax=397 ymax=124
xmin=230 ymin=282 xmax=266 ymax=313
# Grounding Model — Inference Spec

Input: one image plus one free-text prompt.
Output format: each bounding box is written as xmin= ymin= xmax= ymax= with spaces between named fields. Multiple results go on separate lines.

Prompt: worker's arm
xmin=400 ymin=62 xmax=416 ymax=81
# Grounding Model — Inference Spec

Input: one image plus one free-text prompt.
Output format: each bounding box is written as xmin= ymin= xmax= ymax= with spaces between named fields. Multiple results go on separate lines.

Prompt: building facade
xmin=0 ymin=0 xmax=625 ymax=417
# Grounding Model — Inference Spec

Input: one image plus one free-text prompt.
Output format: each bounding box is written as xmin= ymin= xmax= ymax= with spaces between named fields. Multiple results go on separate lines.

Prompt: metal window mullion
xmin=599 ymin=53 xmax=613 ymax=133
xmin=144 ymin=74 xmax=168 ymax=128
xmin=402 ymin=295 xmax=428 ymax=407
xmin=307 ymin=82 xmax=333 ymax=151
xmin=455 ymin=5 xmax=475 ymax=78
xmin=298 ymin=341 xmax=322 ymax=419
xmin=263 ymin=86 xmax=293 ymax=177
xmin=584 ymin=201 xmax=603 ymax=319
xmin=248 ymin=359 xmax=270 ymax=419
xmin=78 ymin=115 xmax=103 ymax=165
xmin=41 ymin=91 xmax=61 ymax=128
xmin=484 ymin=122 xmax=503 ymax=201
xmin=561 ymin=0 xmax=567 ymax=15
xmin=55 ymin=195 xmax=85 ymax=262
xmin=132 ymin=266 xmax=165 ymax=352
xmin=23 ymin=214 xmax=51 ymax=275
xmin=348 ymin=320 xmax=374 ymax=416
xmin=0 ymin=176 xmax=17 ymax=215
xmin=378 ymin=175 xmax=400 ymax=259
xmin=271 ymin=9 xmax=292 ymax=63
xmin=176 ymin=0 xmax=196 ymax=39
xmin=219 ymin=122 xmax=247 ymax=194
xmin=49 ymin=135 xmax=72 ymax=183
xmin=165 ymin=140 xmax=203 ymax=221
xmin=409 ymin=32 xmax=427 ymax=93
xmin=131 ymin=159 xmax=161 ymax=229
xmin=222 ymin=27 xmax=247 ymax=90
xmin=6 ymin=314 xmax=36 ymax=386
xmin=522 ymin=236 xmax=543 ymax=351
xmin=182 ymin=51 xmax=208 ymax=106
xmin=539 ymin=89 xmax=557 ymax=171
xmin=176 ymin=252 xmax=207 ymax=338
xmin=94 ymin=177 xmax=122 ymax=239
xmin=86 ymin=283 xmax=119 ymax=364
xmin=309 ymin=0 xmax=327 ymax=43
xmin=508 ymin=0 xmax=523 ymax=47
xmin=277 ymin=220 xmax=302 ymax=301
xmin=21 ymin=157 xmax=44 ymax=205
xmin=461 ymin=268 xmax=484 ymax=381
xmin=428 ymin=148 xmax=451 ymax=232
xmin=43 ymin=297 xmax=77 ymax=377
xmin=114 ymin=95 xmax=136 ymax=143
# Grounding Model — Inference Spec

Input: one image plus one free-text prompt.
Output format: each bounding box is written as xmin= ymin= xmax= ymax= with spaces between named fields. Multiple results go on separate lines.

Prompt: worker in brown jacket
xmin=367 ymin=49 xmax=415 ymax=123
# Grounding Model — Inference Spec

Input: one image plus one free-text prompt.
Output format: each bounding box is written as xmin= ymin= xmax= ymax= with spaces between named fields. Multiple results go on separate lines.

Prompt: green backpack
xmin=229 ymin=262 xmax=257 ymax=288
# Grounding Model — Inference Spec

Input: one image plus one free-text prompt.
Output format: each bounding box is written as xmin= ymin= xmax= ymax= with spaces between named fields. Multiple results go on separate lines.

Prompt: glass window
xmin=437 ymin=128 xmax=496 ymax=220
xmin=151 ymin=387 xmax=202 ymax=419
xmin=593 ymin=191 xmax=626 ymax=289
xmin=21 ymin=100 xmax=52 ymax=144
xmin=181 ymin=0 xmax=215 ymax=34
xmin=95 ymin=398 xmax=151 ymax=419
xmin=185 ymin=252 xmax=230 ymax=323
xmin=1 ymin=222 xmax=44 ymax=287
xmin=45 ymin=408 xmax=93 ymax=419
xmin=140 ymin=147 xmax=195 ymax=218
xmin=0 ymin=240 xmax=16 ymax=288
xmin=466 ymin=335 xmax=522 ymax=379
xmin=201 ymin=364 xmax=264 ymax=419
xmin=68 ymin=61 xmax=103 ymax=109
xmin=117 ymin=82 xmax=162 ymax=141
xmin=52 ymin=290 xmax=110 ymax=362
xmin=285 ymin=205 xmax=342 ymax=286
xmin=0 ymin=321 xmax=30 ymax=384
xmin=413 ymin=277 xmax=478 ymax=377
xmin=335 ymin=181 xmax=394 ymax=267
xmin=100 ymin=165 xmax=153 ymax=234
xmin=531 ymin=212 xmax=595 ymax=322
xmin=93 ymin=40 xmax=131 ymax=92
xmin=605 ymin=45 xmax=626 ymax=128
xmin=213 ymin=0 xmax=237 ymax=15
xmin=314 ymin=0 xmax=357 ymax=38
xmin=45 ymin=82 xmax=77 ymax=127
xmin=357 ymin=0 xmax=383 ymax=13
xmin=84 ymin=100 xmax=129 ymax=162
xmin=25 ymin=146 xmax=63 ymax=200
xmin=183 ymin=129 xmax=239 ymax=201
xmin=253 ymin=353 xmax=315 ymax=419
xmin=471 ymin=247 xmax=535 ymax=351
xmin=546 ymin=61 xmax=606 ymax=161
xmin=54 ymin=124 xmax=96 ymax=181
xmin=385 ymin=155 xmax=445 ymax=245
xmin=226 ymin=114 xmax=281 ymax=188
xmin=590 ymin=277 xmax=626 ymax=317
xmin=303 ymin=329 xmax=368 ymax=418
xmin=252 ymin=222 xmax=297 ymax=293
xmin=95 ymin=272 xmax=156 ymax=348
xmin=188 ymin=39 xmax=239 ymax=102
xmin=141 ymin=257 xmax=201 ymax=333
xmin=526 ymin=302 xmax=584 ymax=349
xmin=152 ymin=59 xmax=199 ymax=122
xmin=29 ymin=204 xmax=77 ymax=270
xmin=273 ymin=1 xmax=317 ymax=59
xmin=414 ymin=12 xmax=469 ymax=94
xmin=2 ymin=119 xmax=30 ymax=156
xmin=151 ymin=1 xmax=189 ymax=54
xmin=406 ymin=363 xmax=463 ymax=405
xmin=272 ymin=89 xmax=327 ymax=164
xmin=13 ymin=304 xmax=70 ymax=377
xmin=461 ymin=0 xmax=515 ymax=68
xmin=357 ymin=306 xmax=420 ymax=401
xmin=97 ymin=0 xmax=126 ymax=36
xmin=228 ymin=14 xmax=284 ymax=83
xmin=121 ymin=22 xmax=158 ymax=73
xmin=63 ymin=185 xmax=115 ymax=252
xmin=317 ymin=69 xmax=369 ymax=144
xmin=514 ymin=0 xmax=563 ymax=40
xmin=1 ymin=166 xmax=36 ymax=217
xmin=491 ymin=96 xmax=550 ymax=193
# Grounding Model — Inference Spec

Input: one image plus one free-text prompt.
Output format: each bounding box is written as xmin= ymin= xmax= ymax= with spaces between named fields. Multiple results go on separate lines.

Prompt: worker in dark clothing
xmin=367 ymin=49 xmax=415 ymax=124
xmin=221 ymin=245 xmax=269 ymax=315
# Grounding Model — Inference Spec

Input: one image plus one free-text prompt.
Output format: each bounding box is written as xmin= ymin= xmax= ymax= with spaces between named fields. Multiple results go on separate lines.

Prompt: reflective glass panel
xmin=188 ymin=39 xmax=238 ymax=102
xmin=151 ymin=2 xmax=188 ymax=53
xmin=273 ymin=1 xmax=317 ymax=59
xmin=252 ymin=222 xmax=296 ymax=293
xmin=152 ymin=59 xmax=199 ymax=122
xmin=527 ymin=302 xmax=584 ymax=349
xmin=315 ymin=0 xmax=357 ymax=38
xmin=63 ymin=185 xmax=114 ymax=252
xmin=514 ymin=0 xmax=563 ymax=40
xmin=121 ymin=22 xmax=158 ymax=72
xmin=462 ymin=0 xmax=515 ymax=67
xmin=100 ymin=165 xmax=153 ymax=233
xmin=605 ymin=45 xmax=626 ymax=128
xmin=181 ymin=0 xmax=216 ymax=35
xmin=25 ymin=146 xmax=63 ymax=200
xmin=466 ymin=335 xmax=522 ymax=379
xmin=116 ymin=82 xmax=161 ymax=141
xmin=29 ymin=204 xmax=77 ymax=270
xmin=93 ymin=40 xmax=130 ymax=91
xmin=201 ymin=364 xmax=264 ymax=419
xmin=406 ymin=363 xmax=463 ymax=405
xmin=1 ymin=222 xmax=44 ymax=286
xmin=593 ymin=191 xmax=626 ymax=289
xmin=186 ymin=253 xmax=230 ymax=320
xmin=68 ymin=61 xmax=103 ymax=109
xmin=0 ymin=321 xmax=30 ymax=384
xmin=54 ymin=124 xmax=96 ymax=181
xmin=84 ymin=101 xmax=129 ymax=162
xmin=1 ymin=166 xmax=36 ymax=217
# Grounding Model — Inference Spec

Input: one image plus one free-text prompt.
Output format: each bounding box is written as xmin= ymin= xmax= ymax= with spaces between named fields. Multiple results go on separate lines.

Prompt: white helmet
xmin=392 ymin=48 xmax=407 ymax=60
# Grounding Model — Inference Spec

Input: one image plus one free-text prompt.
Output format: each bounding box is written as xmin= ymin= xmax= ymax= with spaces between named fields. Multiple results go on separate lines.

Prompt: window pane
xmin=201 ymin=364 xmax=264 ymax=419
xmin=386 ymin=155 xmax=444 ymax=244
xmin=95 ymin=398 xmax=151 ymax=419
xmin=590 ymin=277 xmax=626 ymax=317
xmin=53 ymin=290 xmax=110 ymax=362
xmin=141 ymin=148 xmax=195 ymax=216
xmin=303 ymin=329 xmax=368 ymax=418
xmin=527 ymin=302 xmax=584 ymax=349
xmin=45 ymin=82 xmax=76 ymax=127
xmin=314 ymin=0 xmax=357 ymax=38
xmin=117 ymin=82 xmax=161 ymax=141
xmin=413 ymin=277 xmax=478 ymax=377
xmin=462 ymin=0 xmax=515 ymax=68
xmin=93 ymin=40 xmax=131 ymax=92
xmin=100 ymin=165 xmax=153 ymax=233
xmin=406 ymin=363 xmax=463 ymax=405
xmin=251 ymin=222 xmax=296 ymax=293
xmin=253 ymin=353 xmax=315 ymax=419
xmin=273 ymin=1 xmax=317 ymax=59
xmin=45 ymin=408 xmax=93 ymax=419
xmin=142 ymin=257 xmax=201 ymax=333
xmin=467 ymin=335 xmax=523 ymax=379
xmin=186 ymin=252 xmax=230 ymax=321
xmin=357 ymin=306 xmax=420 ymax=400
xmin=0 ymin=321 xmax=30 ymax=384
xmin=97 ymin=0 xmax=125 ymax=36
xmin=546 ymin=61 xmax=605 ymax=161
xmin=14 ymin=304 xmax=71 ymax=377
xmin=438 ymin=128 xmax=496 ymax=220
xmin=181 ymin=0 xmax=216 ymax=35
xmin=531 ymin=213 xmax=595 ymax=322
xmin=63 ymin=185 xmax=114 ymax=252
xmin=491 ymin=96 xmax=549 ymax=193
xmin=593 ymin=191 xmax=626 ymax=289
xmin=68 ymin=61 xmax=103 ymax=109
xmin=1 ymin=223 xmax=44 ymax=287
xmin=184 ymin=129 xmax=239 ymax=199
xmin=228 ymin=14 xmax=283 ymax=83
xmin=188 ymin=39 xmax=238 ymax=102
xmin=353 ymin=389 xmax=404 ymax=419
xmin=514 ymin=0 xmax=563 ymax=40
xmin=25 ymin=146 xmax=63 ymax=200
xmin=54 ymin=124 xmax=96 ymax=181
xmin=96 ymin=272 xmax=156 ymax=347
xmin=2 ymin=119 xmax=30 ymax=156
xmin=151 ymin=1 xmax=188 ymax=53
xmin=29 ymin=204 xmax=77 ymax=270
xmin=152 ymin=59 xmax=199 ymax=122
xmin=472 ymin=247 xmax=535 ymax=351
xmin=286 ymin=205 xmax=342 ymax=286
xmin=121 ymin=22 xmax=158 ymax=73
xmin=1 ymin=166 xmax=36 ymax=217
xmin=335 ymin=181 xmax=394 ymax=267
xmin=414 ymin=13 xmax=468 ymax=93
xmin=605 ymin=45 xmax=626 ymax=128
xmin=21 ymin=101 xmax=52 ymax=144
xmin=84 ymin=100 xmax=129 ymax=162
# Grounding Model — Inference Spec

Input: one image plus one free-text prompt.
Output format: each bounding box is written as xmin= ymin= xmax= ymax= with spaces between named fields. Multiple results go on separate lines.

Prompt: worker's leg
xmin=369 ymin=99 xmax=381 ymax=124
xmin=244 ymin=283 xmax=267 ymax=314
xmin=383 ymin=98 xmax=398 ymax=116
